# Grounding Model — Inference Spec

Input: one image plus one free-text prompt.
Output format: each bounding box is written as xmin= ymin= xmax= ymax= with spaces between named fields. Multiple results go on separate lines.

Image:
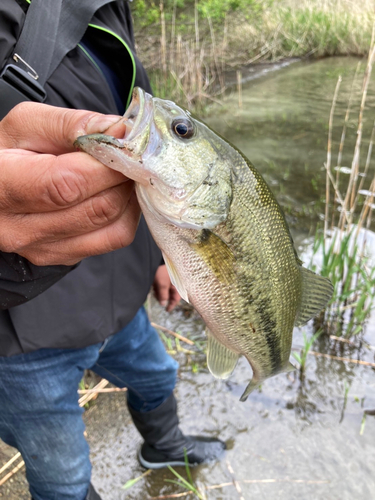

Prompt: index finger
xmin=0 ymin=102 xmax=122 ymax=154
xmin=0 ymin=150 xmax=128 ymax=213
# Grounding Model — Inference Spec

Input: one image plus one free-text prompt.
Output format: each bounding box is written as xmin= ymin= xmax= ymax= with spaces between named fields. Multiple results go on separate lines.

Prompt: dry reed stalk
xmin=160 ymin=2 xmax=167 ymax=78
xmin=77 ymin=387 xmax=128 ymax=394
xmin=206 ymin=478 xmax=329 ymax=489
xmin=149 ymin=493 xmax=191 ymax=499
xmin=323 ymin=79 xmax=348 ymax=237
xmin=244 ymin=478 xmax=329 ymax=484
xmin=356 ymin=175 xmax=375 ymax=235
xmin=339 ymin=35 xmax=375 ymax=230
xmin=78 ymin=378 xmax=109 ymax=406
xmin=237 ymin=70 xmax=242 ymax=109
xmin=207 ymin=14 xmax=225 ymax=94
xmin=325 ymin=75 xmax=342 ymax=236
xmin=149 ymin=477 xmax=331 ymax=498
xmin=150 ymin=322 xmax=195 ymax=345
xmin=170 ymin=0 xmax=177 ymax=69
xmin=354 ymin=118 xmax=375 ymax=215
xmin=226 ymin=460 xmax=245 ymax=500
xmin=0 ymin=452 xmax=21 ymax=475
xmin=0 ymin=459 xmax=25 ymax=487
xmin=308 ymin=350 xmax=375 ymax=367
xmin=332 ymin=62 xmax=361 ymax=229
xmin=330 ymin=335 xmax=359 ymax=345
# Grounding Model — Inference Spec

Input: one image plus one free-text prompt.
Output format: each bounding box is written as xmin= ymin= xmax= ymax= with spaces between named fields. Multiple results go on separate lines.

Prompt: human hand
xmin=0 ymin=102 xmax=141 ymax=266
xmin=153 ymin=264 xmax=181 ymax=312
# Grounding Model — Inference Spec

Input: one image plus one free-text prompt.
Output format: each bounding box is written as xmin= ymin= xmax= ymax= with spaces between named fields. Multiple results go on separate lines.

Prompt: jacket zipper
xmin=88 ymin=23 xmax=136 ymax=109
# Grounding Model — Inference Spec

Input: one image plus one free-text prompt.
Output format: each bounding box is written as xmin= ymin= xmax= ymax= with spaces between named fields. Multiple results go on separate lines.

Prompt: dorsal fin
xmin=295 ymin=267 xmax=333 ymax=326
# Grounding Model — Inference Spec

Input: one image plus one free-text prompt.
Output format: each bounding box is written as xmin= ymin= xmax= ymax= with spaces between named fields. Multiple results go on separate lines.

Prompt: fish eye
xmin=171 ymin=118 xmax=194 ymax=139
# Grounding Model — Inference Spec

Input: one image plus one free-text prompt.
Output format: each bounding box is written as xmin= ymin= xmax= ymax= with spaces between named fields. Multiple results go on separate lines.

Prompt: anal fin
xmin=206 ymin=329 xmax=239 ymax=380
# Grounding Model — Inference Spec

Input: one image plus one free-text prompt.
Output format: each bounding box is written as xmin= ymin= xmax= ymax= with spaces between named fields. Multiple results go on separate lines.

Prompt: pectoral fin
xmin=295 ymin=267 xmax=334 ymax=326
xmin=206 ymin=329 xmax=239 ymax=379
xmin=163 ymin=253 xmax=189 ymax=303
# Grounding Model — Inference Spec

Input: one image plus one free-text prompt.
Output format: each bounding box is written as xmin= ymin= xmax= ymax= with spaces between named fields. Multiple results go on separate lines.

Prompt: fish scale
xmin=76 ymin=87 xmax=333 ymax=401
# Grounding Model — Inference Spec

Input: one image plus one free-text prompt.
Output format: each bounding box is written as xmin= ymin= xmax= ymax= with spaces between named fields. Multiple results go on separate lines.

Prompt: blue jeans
xmin=0 ymin=307 xmax=178 ymax=500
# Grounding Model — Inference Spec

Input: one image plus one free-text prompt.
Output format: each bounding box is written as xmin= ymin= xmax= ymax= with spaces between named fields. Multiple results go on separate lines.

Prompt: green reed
xmin=311 ymin=231 xmax=375 ymax=337
xmin=310 ymin=34 xmax=375 ymax=338
xmin=166 ymin=451 xmax=207 ymax=500
xmin=292 ymin=329 xmax=322 ymax=379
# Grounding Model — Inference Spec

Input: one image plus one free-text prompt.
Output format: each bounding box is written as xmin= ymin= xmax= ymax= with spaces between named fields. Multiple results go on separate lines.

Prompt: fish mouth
xmin=74 ymin=87 xmax=156 ymax=185
xmin=121 ymin=87 xmax=153 ymax=148
xmin=80 ymin=87 xmax=154 ymax=156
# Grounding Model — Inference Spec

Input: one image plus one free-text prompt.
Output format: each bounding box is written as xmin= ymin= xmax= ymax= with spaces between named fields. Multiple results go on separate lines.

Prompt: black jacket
xmin=0 ymin=0 xmax=162 ymax=356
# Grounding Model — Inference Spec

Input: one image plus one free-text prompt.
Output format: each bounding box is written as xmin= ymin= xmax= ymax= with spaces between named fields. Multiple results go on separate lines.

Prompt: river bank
xmin=131 ymin=0 xmax=375 ymax=110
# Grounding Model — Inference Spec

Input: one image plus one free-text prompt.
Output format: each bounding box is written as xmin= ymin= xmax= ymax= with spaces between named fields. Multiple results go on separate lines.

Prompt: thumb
xmin=155 ymin=281 xmax=170 ymax=307
xmin=0 ymin=102 xmax=122 ymax=154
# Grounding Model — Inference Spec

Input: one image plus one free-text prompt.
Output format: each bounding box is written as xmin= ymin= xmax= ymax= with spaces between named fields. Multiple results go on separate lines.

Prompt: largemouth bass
xmin=76 ymin=87 xmax=333 ymax=401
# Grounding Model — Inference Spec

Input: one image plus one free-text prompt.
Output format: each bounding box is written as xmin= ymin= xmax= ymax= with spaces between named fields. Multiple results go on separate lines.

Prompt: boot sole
xmin=138 ymin=449 xmax=199 ymax=469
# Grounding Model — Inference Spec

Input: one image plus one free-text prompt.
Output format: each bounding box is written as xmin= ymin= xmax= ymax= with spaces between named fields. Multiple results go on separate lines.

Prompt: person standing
xmin=0 ymin=1 xmax=225 ymax=499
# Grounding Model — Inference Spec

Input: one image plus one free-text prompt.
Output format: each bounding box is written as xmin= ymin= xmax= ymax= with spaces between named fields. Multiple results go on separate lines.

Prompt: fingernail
xmin=160 ymin=300 xmax=168 ymax=308
xmin=86 ymin=114 xmax=122 ymax=134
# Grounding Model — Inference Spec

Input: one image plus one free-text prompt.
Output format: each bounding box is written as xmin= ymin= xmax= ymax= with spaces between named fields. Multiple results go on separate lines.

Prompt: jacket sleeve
xmin=0 ymin=252 xmax=77 ymax=309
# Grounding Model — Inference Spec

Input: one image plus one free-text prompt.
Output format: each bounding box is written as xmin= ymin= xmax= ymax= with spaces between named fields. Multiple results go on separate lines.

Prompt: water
xmin=207 ymin=56 xmax=375 ymax=236
xmin=1 ymin=57 xmax=375 ymax=500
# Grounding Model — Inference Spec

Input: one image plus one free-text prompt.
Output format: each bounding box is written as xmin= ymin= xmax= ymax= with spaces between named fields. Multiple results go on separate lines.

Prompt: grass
xmin=292 ymin=329 xmax=322 ymax=379
xmin=131 ymin=0 xmax=375 ymax=110
xmin=166 ymin=451 xmax=207 ymax=500
xmin=311 ymin=230 xmax=375 ymax=337
xmin=310 ymin=31 xmax=375 ymax=338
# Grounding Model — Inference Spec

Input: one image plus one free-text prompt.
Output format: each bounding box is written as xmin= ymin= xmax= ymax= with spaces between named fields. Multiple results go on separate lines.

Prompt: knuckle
xmin=0 ymin=231 xmax=27 ymax=254
xmin=0 ymin=235 xmax=16 ymax=253
xmin=106 ymin=231 xmax=133 ymax=252
xmin=103 ymin=223 xmax=137 ymax=253
xmin=27 ymin=252 xmax=48 ymax=266
xmin=0 ymin=103 xmax=29 ymax=147
xmin=0 ymin=216 xmax=43 ymax=254
xmin=86 ymin=190 xmax=124 ymax=228
xmin=5 ymin=102 xmax=31 ymax=125
xmin=46 ymin=166 xmax=85 ymax=207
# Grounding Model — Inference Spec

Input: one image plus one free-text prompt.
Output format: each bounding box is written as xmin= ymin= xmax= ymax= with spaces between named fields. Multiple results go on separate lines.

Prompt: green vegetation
xmin=166 ymin=451 xmax=207 ymax=499
xmin=311 ymin=230 xmax=375 ymax=337
xmin=292 ymin=329 xmax=322 ymax=379
xmin=310 ymin=39 xmax=375 ymax=338
xmin=131 ymin=0 xmax=375 ymax=109
xmin=122 ymin=470 xmax=152 ymax=490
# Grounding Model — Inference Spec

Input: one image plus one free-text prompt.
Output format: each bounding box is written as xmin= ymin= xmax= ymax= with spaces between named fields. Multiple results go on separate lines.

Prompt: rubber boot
xmin=127 ymin=393 xmax=226 ymax=469
xmin=86 ymin=483 xmax=102 ymax=500
xmin=31 ymin=483 xmax=101 ymax=500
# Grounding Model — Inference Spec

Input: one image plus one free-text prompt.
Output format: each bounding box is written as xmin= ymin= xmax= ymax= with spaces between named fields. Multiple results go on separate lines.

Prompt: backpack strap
xmin=0 ymin=0 xmax=117 ymax=118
